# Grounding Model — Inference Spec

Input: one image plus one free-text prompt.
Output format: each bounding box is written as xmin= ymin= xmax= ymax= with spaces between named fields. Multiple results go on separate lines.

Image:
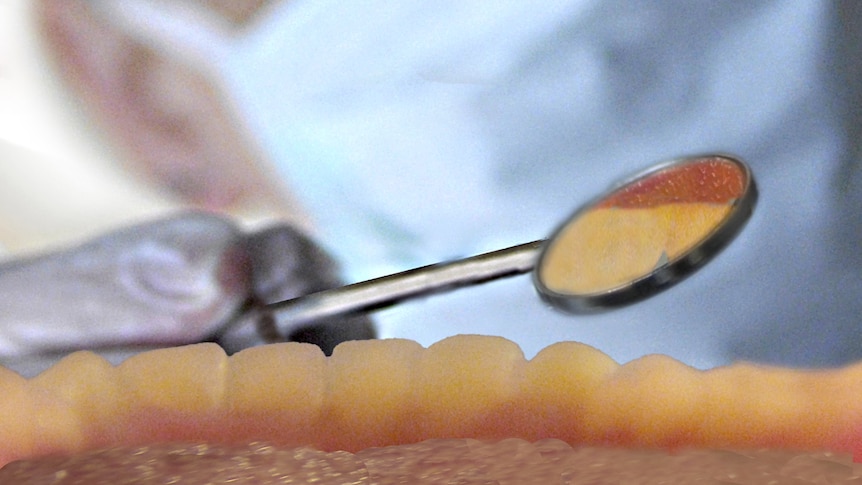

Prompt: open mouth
xmin=11 ymin=1 xmax=861 ymax=481
xmin=2 ymin=335 xmax=861 ymax=482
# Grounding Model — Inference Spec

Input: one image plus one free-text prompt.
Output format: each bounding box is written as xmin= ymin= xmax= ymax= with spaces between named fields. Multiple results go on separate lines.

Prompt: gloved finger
xmin=0 ymin=212 xmax=250 ymax=361
xmin=217 ymin=225 xmax=375 ymax=355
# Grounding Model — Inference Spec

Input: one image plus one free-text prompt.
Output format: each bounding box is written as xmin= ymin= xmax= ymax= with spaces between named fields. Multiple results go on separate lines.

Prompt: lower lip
xmin=5 ymin=439 xmax=857 ymax=483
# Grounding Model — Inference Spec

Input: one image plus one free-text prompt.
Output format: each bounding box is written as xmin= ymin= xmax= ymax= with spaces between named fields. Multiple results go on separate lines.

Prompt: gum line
xmin=2 ymin=335 xmax=861 ymax=467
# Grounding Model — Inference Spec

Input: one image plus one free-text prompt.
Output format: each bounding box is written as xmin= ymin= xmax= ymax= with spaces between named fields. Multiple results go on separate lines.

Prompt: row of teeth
xmin=2 ymin=335 xmax=860 ymax=466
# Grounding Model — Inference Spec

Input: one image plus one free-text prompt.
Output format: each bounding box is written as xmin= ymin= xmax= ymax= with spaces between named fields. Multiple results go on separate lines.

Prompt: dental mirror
xmin=251 ymin=154 xmax=756 ymax=339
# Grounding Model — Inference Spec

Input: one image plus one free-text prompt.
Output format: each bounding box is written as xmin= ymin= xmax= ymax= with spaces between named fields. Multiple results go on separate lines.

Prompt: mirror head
xmin=535 ymin=154 xmax=756 ymax=314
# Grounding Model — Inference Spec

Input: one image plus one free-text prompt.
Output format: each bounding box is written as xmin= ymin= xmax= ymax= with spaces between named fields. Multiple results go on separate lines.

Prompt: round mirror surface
xmin=535 ymin=155 xmax=756 ymax=313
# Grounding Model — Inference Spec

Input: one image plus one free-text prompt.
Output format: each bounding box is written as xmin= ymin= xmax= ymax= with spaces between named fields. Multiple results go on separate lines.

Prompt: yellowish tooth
xmin=24 ymin=387 xmax=84 ymax=462
xmin=0 ymin=367 xmax=38 ymax=462
xmin=587 ymin=354 xmax=706 ymax=447
xmin=698 ymin=363 xmax=829 ymax=449
xmin=29 ymin=351 xmax=122 ymax=449
xmin=412 ymin=335 xmax=526 ymax=437
xmin=117 ymin=343 xmax=228 ymax=415
xmin=807 ymin=364 xmax=862 ymax=447
xmin=225 ymin=342 xmax=326 ymax=443
xmin=522 ymin=341 xmax=619 ymax=442
xmin=324 ymin=338 xmax=423 ymax=448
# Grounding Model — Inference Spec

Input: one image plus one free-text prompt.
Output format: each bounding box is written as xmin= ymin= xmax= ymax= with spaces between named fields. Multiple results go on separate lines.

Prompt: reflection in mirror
xmin=536 ymin=155 xmax=754 ymax=313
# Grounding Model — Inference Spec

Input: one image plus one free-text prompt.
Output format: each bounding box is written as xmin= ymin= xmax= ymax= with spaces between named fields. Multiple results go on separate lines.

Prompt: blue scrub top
xmin=213 ymin=0 xmax=862 ymax=368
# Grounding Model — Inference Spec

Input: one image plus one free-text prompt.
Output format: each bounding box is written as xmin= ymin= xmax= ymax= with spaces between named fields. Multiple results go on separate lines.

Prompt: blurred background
xmin=2 ymin=0 xmax=862 ymax=371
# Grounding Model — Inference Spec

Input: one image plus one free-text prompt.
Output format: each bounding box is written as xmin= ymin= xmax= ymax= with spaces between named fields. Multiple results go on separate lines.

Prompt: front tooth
xmin=588 ymin=354 xmax=705 ymax=447
xmin=29 ymin=351 xmax=121 ymax=451
xmin=522 ymin=341 xmax=619 ymax=443
xmin=117 ymin=343 xmax=228 ymax=413
xmin=324 ymin=338 xmax=423 ymax=450
xmin=224 ymin=342 xmax=326 ymax=445
xmin=0 ymin=366 xmax=39 ymax=463
xmin=698 ymin=362 xmax=830 ymax=449
xmin=412 ymin=335 xmax=526 ymax=438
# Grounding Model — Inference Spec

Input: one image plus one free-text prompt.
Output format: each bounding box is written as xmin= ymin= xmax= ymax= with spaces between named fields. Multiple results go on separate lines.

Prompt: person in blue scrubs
xmin=211 ymin=1 xmax=862 ymax=368
xmin=23 ymin=0 xmax=862 ymax=370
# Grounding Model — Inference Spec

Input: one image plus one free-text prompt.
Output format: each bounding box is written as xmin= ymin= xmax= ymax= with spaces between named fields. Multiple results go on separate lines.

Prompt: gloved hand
xmin=217 ymin=225 xmax=376 ymax=356
xmin=0 ymin=212 xmax=374 ymax=376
